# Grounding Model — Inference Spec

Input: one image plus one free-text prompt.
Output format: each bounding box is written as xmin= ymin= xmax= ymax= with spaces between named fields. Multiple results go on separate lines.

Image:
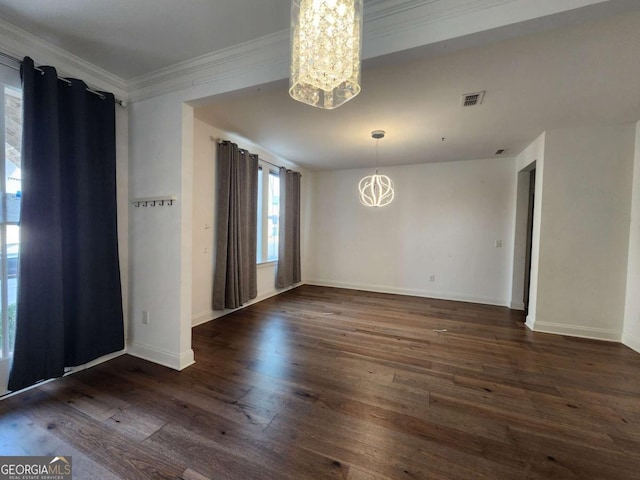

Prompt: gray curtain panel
xmin=213 ymin=141 xmax=258 ymax=310
xmin=276 ymin=168 xmax=302 ymax=288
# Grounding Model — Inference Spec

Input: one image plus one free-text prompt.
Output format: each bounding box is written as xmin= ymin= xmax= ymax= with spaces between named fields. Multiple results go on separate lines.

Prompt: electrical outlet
xmin=429 ymin=275 xmax=435 ymax=282
xmin=495 ymin=240 xmax=502 ymax=248
xmin=142 ymin=310 xmax=150 ymax=325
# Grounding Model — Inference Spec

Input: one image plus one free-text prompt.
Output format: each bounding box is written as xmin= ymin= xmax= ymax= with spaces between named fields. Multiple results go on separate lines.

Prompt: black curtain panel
xmin=275 ymin=168 xmax=301 ymax=288
xmin=213 ymin=141 xmax=258 ymax=310
xmin=8 ymin=57 xmax=124 ymax=392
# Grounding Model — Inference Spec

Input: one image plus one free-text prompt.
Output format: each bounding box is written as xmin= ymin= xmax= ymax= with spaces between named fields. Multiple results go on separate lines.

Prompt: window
xmin=0 ymin=70 xmax=22 ymax=363
xmin=257 ymin=163 xmax=279 ymax=263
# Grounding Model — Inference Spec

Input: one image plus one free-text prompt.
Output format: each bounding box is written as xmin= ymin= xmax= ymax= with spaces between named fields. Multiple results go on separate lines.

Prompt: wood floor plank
xmin=37 ymin=375 xmax=129 ymax=421
xmin=0 ymin=410 xmax=121 ymax=480
xmin=5 ymin=388 xmax=186 ymax=479
xmin=2 ymin=285 xmax=640 ymax=479
xmin=105 ymin=405 xmax=167 ymax=442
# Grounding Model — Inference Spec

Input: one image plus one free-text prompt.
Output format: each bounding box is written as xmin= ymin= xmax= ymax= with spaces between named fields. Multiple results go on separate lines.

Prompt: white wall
xmin=532 ymin=125 xmax=635 ymax=340
xmin=307 ymin=157 xmax=517 ymax=306
xmin=126 ymin=39 xmax=292 ymax=368
xmin=623 ymin=121 xmax=640 ymax=353
xmin=127 ymin=92 xmax=194 ymax=369
xmin=191 ymin=118 xmax=216 ymax=323
xmin=191 ymin=118 xmax=309 ymax=326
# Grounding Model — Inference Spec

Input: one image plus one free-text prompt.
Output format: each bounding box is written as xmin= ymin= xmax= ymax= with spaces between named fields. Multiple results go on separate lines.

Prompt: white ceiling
xmin=195 ymin=10 xmax=640 ymax=170
xmin=0 ymin=0 xmax=291 ymax=79
xmin=1 ymin=1 xmax=639 ymax=170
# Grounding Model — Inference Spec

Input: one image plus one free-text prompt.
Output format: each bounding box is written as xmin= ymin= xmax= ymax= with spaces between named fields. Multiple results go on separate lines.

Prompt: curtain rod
xmin=0 ymin=51 xmax=126 ymax=107
xmin=212 ymin=136 xmax=295 ymax=172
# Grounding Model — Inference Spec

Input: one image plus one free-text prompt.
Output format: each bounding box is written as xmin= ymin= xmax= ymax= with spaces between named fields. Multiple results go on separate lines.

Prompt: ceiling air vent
xmin=462 ymin=91 xmax=485 ymax=107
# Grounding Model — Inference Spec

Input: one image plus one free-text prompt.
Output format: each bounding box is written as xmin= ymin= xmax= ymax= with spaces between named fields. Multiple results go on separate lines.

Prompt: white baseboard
xmin=66 ymin=349 xmax=128 ymax=374
xmin=525 ymin=315 xmax=535 ymax=331
xmin=531 ymin=321 xmax=621 ymax=342
xmin=622 ymin=332 xmax=640 ymax=353
xmin=305 ymin=279 xmax=508 ymax=308
xmin=127 ymin=342 xmax=195 ymax=371
xmin=192 ymin=282 xmax=303 ymax=327
xmin=192 ymin=310 xmax=217 ymax=327
xmin=1 ymin=349 xmax=127 ymax=400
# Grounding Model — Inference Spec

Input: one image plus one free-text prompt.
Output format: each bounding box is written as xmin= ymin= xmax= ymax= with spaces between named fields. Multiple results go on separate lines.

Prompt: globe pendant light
xmin=359 ymin=130 xmax=395 ymax=207
xmin=289 ymin=0 xmax=364 ymax=109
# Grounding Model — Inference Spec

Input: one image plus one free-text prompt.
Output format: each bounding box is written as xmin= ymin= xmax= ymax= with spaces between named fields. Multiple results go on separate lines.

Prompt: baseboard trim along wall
xmin=530 ymin=321 xmax=621 ymax=342
xmin=525 ymin=316 xmax=536 ymax=332
xmin=192 ymin=310 xmax=219 ymax=327
xmin=66 ymin=349 xmax=128 ymax=375
xmin=1 ymin=349 xmax=127 ymax=399
xmin=306 ymin=279 xmax=509 ymax=308
xmin=127 ymin=342 xmax=195 ymax=371
xmin=192 ymin=282 xmax=303 ymax=327
xmin=622 ymin=332 xmax=640 ymax=354
xmin=194 ymin=280 xmax=637 ymax=351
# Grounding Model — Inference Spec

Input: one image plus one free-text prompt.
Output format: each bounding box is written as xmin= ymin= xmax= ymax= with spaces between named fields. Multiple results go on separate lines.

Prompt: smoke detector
xmin=461 ymin=91 xmax=485 ymax=107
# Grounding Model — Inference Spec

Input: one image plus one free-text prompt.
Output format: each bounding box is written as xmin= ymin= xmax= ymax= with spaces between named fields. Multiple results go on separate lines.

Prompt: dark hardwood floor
xmin=2 ymin=285 xmax=640 ymax=479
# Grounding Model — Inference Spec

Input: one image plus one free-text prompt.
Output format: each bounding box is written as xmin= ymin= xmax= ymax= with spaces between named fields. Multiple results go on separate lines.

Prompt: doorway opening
xmin=523 ymin=168 xmax=536 ymax=313
xmin=510 ymin=161 xmax=537 ymax=317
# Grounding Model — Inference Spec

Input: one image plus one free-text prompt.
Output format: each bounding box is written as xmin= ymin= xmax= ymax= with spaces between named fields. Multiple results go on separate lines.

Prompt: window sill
xmin=257 ymin=260 xmax=277 ymax=269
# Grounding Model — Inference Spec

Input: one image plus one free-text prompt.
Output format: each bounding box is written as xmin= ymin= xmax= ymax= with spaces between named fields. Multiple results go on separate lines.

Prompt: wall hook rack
xmin=131 ymin=195 xmax=177 ymax=208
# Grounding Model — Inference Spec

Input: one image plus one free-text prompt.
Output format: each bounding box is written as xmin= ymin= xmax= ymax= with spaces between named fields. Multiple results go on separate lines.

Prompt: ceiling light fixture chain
xmin=359 ymin=130 xmax=395 ymax=208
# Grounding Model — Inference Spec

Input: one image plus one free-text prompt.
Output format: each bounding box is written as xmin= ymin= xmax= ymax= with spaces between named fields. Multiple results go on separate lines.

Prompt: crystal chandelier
xmin=289 ymin=0 xmax=363 ymax=109
xmin=359 ymin=131 xmax=395 ymax=207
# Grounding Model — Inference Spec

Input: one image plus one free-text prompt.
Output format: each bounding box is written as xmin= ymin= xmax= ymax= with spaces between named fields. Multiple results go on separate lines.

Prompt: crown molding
xmin=365 ymin=0 xmax=515 ymax=30
xmin=127 ymin=29 xmax=290 ymax=102
xmin=362 ymin=0 xmax=519 ymax=57
xmin=127 ymin=0 xmax=520 ymax=102
xmin=131 ymin=0 xmax=612 ymax=103
xmin=361 ymin=0 xmax=621 ymax=60
xmin=364 ymin=0 xmax=510 ymax=22
xmin=0 ymin=16 xmax=128 ymax=100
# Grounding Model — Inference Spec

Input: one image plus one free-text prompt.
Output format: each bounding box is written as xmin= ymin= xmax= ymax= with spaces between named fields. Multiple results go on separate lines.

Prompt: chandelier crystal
xmin=289 ymin=0 xmax=363 ymax=109
xmin=359 ymin=130 xmax=395 ymax=208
